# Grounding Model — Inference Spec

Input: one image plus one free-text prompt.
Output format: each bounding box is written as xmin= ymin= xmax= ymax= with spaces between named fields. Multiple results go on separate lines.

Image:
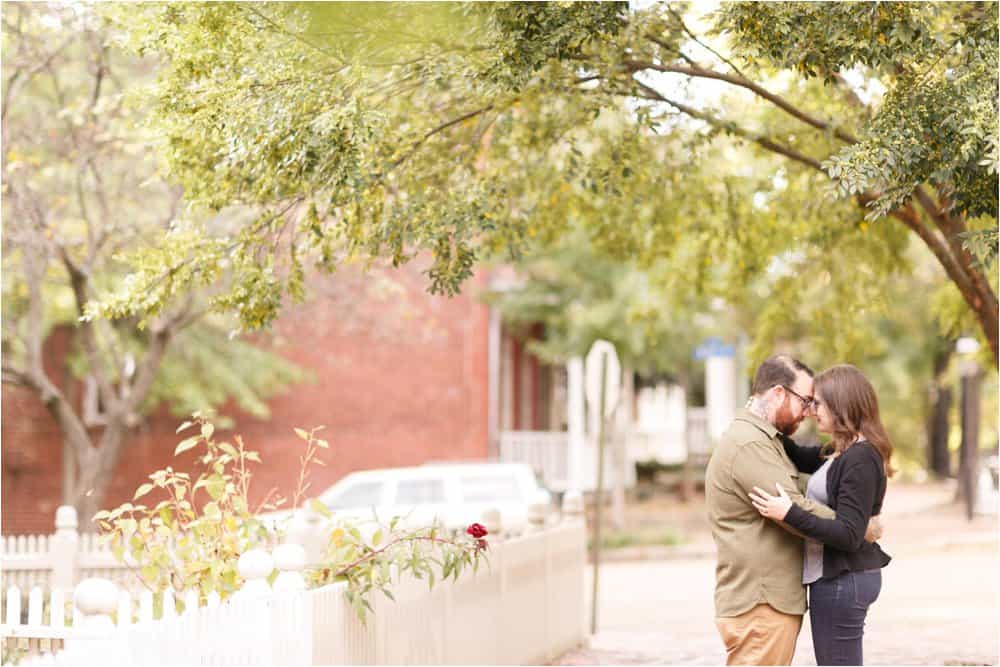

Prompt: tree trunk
xmin=958 ymin=363 xmax=983 ymax=521
xmin=72 ymin=425 xmax=127 ymax=526
xmin=61 ymin=437 xmax=77 ymax=505
xmin=926 ymin=384 xmax=952 ymax=479
xmin=926 ymin=346 xmax=954 ymax=479
xmin=962 ymin=282 xmax=999 ymax=367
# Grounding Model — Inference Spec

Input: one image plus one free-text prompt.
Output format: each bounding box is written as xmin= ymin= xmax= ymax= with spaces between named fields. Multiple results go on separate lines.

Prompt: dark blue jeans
xmin=808 ymin=569 xmax=882 ymax=665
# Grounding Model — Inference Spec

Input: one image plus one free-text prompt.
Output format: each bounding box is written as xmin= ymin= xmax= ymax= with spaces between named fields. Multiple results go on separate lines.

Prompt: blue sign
xmin=693 ymin=337 xmax=735 ymax=360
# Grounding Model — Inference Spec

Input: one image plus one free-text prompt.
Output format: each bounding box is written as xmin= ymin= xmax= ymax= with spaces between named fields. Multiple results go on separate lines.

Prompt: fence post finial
xmin=55 ymin=505 xmax=79 ymax=536
xmin=528 ymin=501 xmax=549 ymax=532
xmin=52 ymin=505 xmax=80 ymax=592
xmin=481 ymin=508 xmax=502 ymax=539
xmin=236 ymin=548 xmax=274 ymax=599
xmin=273 ymin=543 xmax=307 ymax=592
xmin=562 ymin=491 xmax=584 ymax=520
xmin=73 ymin=577 xmax=119 ymax=631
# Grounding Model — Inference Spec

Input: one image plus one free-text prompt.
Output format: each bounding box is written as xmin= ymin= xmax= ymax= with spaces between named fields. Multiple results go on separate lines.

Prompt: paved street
xmin=554 ymin=482 xmax=999 ymax=665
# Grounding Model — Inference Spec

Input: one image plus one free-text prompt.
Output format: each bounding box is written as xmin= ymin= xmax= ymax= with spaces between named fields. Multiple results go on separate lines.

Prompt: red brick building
xmin=2 ymin=262 xmax=558 ymax=535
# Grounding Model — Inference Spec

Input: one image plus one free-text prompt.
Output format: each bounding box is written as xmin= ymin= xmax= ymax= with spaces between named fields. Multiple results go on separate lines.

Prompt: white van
xmin=262 ymin=462 xmax=551 ymax=546
xmin=318 ymin=462 xmax=551 ymax=533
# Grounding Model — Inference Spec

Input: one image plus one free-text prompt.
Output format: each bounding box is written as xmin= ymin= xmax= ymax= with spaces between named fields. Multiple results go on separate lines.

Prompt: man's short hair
xmin=751 ymin=355 xmax=814 ymax=396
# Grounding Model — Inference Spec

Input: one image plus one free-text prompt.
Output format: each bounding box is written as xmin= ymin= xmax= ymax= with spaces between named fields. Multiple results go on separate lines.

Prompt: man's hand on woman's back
xmin=864 ymin=515 xmax=884 ymax=543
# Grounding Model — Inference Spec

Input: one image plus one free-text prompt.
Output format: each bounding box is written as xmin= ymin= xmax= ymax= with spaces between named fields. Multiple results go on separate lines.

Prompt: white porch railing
xmin=686 ymin=407 xmax=711 ymax=463
xmin=499 ymin=409 xmax=711 ymax=492
xmin=2 ymin=498 xmax=587 ymax=666
xmin=499 ymin=430 xmax=636 ymax=493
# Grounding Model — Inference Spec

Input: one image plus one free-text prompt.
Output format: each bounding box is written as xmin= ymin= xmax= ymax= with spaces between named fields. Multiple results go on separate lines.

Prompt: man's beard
xmin=774 ymin=397 xmax=801 ymax=435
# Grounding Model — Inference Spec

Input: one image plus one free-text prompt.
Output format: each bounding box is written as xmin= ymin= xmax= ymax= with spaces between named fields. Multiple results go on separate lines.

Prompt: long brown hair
xmin=816 ymin=364 xmax=895 ymax=477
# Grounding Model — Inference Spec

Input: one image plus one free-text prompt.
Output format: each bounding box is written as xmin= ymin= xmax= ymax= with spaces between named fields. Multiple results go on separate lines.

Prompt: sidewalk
xmin=556 ymin=481 xmax=999 ymax=666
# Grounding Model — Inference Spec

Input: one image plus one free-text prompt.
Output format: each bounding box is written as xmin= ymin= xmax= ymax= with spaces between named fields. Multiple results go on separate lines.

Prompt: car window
xmin=327 ymin=481 xmax=383 ymax=509
xmin=459 ymin=475 xmax=523 ymax=503
xmin=395 ymin=478 xmax=446 ymax=504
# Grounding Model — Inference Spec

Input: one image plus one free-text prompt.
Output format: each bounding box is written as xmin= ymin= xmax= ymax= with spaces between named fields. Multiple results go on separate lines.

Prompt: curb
xmin=593 ymin=542 xmax=716 ymax=562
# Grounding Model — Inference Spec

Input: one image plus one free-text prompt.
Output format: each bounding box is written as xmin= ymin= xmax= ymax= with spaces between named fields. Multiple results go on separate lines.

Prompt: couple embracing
xmin=706 ymin=355 xmax=893 ymax=666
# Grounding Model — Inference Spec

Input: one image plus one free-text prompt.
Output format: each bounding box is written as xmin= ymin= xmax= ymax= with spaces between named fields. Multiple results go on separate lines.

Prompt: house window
xmin=459 ymin=476 xmax=522 ymax=503
xmin=395 ymin=479 xmax=446 ymax=504
xmin=327 ymin=482 xmax=383 ymax=509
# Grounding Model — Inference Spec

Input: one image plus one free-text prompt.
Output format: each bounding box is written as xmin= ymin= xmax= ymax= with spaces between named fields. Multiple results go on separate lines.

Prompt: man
xmin=705 ymin=354 xmax=880 ymax=665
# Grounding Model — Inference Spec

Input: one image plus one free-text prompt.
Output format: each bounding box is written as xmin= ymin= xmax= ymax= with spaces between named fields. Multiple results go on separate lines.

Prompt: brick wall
xmin=1 ymin=262 xmax=492 ymax=535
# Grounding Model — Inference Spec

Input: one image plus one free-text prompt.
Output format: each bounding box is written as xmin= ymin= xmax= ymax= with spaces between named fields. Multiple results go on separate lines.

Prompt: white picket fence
xmin=1 ymin=498 xmax=587 ymax=665
xmin=2 ymin=506 xmax=140 ymax=594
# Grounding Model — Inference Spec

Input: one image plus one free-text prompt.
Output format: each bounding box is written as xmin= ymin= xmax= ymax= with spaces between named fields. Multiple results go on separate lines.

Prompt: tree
xmin=487 ymin=159 xmax=992 ymax=468
xmin=99 ymin=2 xmax=997 ymax=367
xmin=1 ymin=3 xmax=306 ymax=521
xmin=483 ymin=227 xmax=715 ymax=383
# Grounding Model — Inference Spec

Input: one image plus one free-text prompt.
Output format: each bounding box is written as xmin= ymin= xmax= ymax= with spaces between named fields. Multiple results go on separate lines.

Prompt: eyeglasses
xmin=781 ymin=385 xmax=815 ymax=410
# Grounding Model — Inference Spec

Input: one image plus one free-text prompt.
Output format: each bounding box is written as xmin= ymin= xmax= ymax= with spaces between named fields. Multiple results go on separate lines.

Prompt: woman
xmin=748 ymin=364 xmax=893 ymax=666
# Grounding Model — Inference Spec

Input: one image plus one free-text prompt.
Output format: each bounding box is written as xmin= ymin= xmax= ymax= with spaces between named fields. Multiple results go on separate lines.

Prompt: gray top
xmin=803 ymin=457 xmax=834 ymax=584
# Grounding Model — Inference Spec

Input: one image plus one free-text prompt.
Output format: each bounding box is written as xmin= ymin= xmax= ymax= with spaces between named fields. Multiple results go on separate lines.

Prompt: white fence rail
xmin=2 ymin=498 xmax=587 ymax=665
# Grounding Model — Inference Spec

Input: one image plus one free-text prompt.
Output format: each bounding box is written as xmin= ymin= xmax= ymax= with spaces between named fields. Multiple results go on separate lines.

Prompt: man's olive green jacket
xmin=705 ymin=409 xmax=835 ymax=617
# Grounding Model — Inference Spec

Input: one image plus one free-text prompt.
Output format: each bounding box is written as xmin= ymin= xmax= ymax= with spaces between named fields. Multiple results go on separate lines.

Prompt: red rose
xmin=466 ymin=523 xmax=488 ymax=539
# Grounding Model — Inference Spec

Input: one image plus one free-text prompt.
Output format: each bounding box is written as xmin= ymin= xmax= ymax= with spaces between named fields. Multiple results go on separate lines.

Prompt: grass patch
xmin=588 ymin=526 xmax=684 ymax=551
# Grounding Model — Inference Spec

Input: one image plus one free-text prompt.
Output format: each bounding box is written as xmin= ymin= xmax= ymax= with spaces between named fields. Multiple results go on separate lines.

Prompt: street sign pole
xmin=590 ymin=351 xmax=607 ymax=636
xmin=584 ymin=339 xmax=620 ymax=636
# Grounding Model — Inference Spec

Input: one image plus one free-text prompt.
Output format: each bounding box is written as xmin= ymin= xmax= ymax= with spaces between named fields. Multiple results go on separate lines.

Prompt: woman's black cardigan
xmin=780 ymin=435 xmax=892 ymax=579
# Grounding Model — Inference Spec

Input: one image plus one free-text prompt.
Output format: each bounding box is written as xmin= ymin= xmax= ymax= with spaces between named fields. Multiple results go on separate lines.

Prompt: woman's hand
xmin=749 ymin=482 xmax=793 ymax=521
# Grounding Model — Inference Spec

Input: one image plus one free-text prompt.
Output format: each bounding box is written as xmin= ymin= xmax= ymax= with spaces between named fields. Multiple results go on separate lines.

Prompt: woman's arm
xmin=778 ymin=433 xmax=824 ymax=474
xmin=781 ymin=455 xmax=881 ymax=551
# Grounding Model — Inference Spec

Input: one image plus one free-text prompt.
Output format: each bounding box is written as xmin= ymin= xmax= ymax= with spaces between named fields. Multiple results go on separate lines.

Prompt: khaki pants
xmin=715 ymin=603 xmax=803 ymax=665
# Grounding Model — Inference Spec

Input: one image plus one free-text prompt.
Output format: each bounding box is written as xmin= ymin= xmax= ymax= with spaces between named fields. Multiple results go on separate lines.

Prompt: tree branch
xmin=914 ymin=185 xmax=999 ymax=317
xmin=58 ymin=246 xmax=117 ymax=412
xmin=2 ymin=363 xmax=32 ymax=387
xmin=830 ymin=72 xmax=873 ymax=116
xmin=1 ymin=35 xmax=75 ymax=124
xmin=390 ymin=104 xmax=495 ymax=169
xmin=631 ymin=79 xmax=827 ymax=173
xmin=662 ymin=5 xmax=749 ymax=81
xmin=123 ymin=326 xmax=171 ymax=418
xmin=626 ymin=58 xmax=859 ymax=145
xmin=19 ymin=224 xmax=96 ymax=463
xmin=241 ymin=5 xmax=349 ymax=66
xmin=889 ymin=197 xmax=997 ymax=361
xmin=884 ymin=200 xmax=977 ymax=301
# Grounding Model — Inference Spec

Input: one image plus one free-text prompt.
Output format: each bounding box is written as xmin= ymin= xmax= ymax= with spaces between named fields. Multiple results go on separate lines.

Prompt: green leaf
xmin=201 ymin=423 xmax=215 ymax=440
xmin=133 ymin=483 xmax=155 ymax=501
xmin=174 ymin=437 xmax=200 ymax=456
xmin=176 ymin=421 xmax=194 ymax=434
xmin=119 ymin=518 xmax=138 ymax=535
xmin=140 ymin=564 xmax=160 ymax=584
xmin=203 ymin=502 xmax=222 ymax=520
xmin=309 ymin=498 xmax=333 ymax=519
xmin=205 ymin=477 xmax=226 ymax=500
xmin=293 ymin=427 xmax=310 ymax=440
